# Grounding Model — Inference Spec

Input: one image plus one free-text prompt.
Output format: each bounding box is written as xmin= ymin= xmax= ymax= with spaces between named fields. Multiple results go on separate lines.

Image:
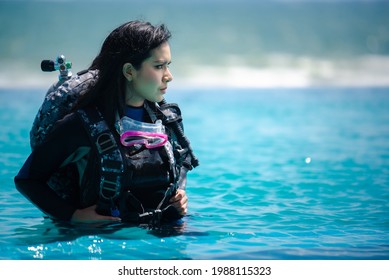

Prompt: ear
xmin=122 ymin=63 xmax=134 ymax=81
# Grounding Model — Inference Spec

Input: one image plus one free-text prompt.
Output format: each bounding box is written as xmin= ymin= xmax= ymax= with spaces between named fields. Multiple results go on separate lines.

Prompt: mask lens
xmin=120 ymin=131 xmax=167 ymax=149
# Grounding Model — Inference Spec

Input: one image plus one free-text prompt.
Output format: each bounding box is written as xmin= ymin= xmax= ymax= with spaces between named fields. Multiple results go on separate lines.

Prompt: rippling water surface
xmin=0 ymin=87 xmax=388 ymax=259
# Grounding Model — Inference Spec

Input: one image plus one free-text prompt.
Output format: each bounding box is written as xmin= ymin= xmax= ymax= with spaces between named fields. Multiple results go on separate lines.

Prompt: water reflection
xmin=12 ymin=215 xmax=208 ymax=246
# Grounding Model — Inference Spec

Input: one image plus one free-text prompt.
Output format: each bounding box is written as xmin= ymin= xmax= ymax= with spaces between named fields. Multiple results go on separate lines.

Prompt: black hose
xmin=158 ymin=99 xmax=199 ymax=168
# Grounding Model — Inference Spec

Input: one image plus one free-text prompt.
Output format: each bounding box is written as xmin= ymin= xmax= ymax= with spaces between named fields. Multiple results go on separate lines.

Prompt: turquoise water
xmin=0 ymin=87 xmax=388 ymax=260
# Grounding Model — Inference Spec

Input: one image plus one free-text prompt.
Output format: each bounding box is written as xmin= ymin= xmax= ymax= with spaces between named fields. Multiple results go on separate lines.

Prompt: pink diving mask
xmin=117 ymin=116 xmax=167 ymax=149
xmin=120 ymin=130 xmax=167 ymax=148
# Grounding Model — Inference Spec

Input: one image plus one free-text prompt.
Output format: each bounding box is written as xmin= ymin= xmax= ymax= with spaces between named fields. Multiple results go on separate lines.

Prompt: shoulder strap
xmin=156 ymin=100 xmax=200 ymax=169
xmin=77 ymin=107 xmax=125 ymax=217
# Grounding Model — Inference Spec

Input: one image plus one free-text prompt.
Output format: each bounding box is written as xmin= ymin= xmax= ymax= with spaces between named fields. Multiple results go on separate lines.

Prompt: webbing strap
xmin=77 ymin=108 xmax=124 ymax=201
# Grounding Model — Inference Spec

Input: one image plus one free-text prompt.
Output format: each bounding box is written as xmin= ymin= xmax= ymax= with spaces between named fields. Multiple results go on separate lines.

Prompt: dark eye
xmin=155 ymin=65 xmax=164 ymax=69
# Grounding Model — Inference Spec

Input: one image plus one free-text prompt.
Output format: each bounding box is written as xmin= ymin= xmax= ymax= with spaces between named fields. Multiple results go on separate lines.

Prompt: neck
xmin=125 ymin=82 xmax=145 ymax=107
xmin=126 ymin=98 xmax=144 ymax=107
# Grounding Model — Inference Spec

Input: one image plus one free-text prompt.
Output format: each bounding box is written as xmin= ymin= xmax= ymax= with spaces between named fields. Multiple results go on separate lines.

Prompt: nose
xmin=164 ymin=68 xmax=173 ymax=83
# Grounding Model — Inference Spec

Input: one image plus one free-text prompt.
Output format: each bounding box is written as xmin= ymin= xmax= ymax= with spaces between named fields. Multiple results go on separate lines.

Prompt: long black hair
xmin=74 ymin=20 xmax=171 ymax=128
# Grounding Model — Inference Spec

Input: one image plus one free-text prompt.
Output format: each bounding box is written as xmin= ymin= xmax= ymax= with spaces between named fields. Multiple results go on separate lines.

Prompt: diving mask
xmin=117 ymin=116 xmax=167 ymax=149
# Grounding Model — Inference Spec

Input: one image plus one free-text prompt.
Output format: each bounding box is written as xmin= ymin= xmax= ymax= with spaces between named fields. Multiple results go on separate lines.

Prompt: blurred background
xmin=1 ymin=0 xmax=389 ymax=88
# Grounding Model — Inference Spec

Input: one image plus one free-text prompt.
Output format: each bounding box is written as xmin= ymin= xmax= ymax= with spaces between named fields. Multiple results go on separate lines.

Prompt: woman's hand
xmin=169 ymin=189 xmax=188 ymax=216
xmin=71 ymin=205 xmax=121 ymax=223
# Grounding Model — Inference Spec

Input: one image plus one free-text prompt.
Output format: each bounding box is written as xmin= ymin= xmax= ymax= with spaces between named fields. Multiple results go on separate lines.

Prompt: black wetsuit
xmin=14 ymin=109 xmax=179 ymax=221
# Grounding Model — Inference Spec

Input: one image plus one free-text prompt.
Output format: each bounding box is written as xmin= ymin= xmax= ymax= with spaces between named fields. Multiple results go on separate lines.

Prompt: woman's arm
xmin=15 ymin=113 xmax=89 ymax=221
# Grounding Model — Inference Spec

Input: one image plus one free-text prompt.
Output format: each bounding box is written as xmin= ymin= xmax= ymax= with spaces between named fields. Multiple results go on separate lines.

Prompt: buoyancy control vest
xmin=78 ymin=106 xmax=179 ymax=225
xmin=31 ymin=69 xmax=198 ymax=226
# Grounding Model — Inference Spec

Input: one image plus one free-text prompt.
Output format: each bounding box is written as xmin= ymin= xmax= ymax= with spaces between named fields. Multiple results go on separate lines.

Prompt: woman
xmin=14 ymin=21 xmax=197 ymax=225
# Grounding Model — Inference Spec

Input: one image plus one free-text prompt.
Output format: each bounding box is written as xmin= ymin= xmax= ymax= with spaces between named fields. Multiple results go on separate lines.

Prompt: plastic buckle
xmin=150 ymin=209 xmax=162 ymax=228
xmin=96 ymin=132 xmax=116 ymax=153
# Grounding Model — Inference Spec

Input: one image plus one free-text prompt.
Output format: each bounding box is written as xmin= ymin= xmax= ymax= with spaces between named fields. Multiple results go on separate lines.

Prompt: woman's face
xmin=124 ymin=42 xmax=173 ymax=107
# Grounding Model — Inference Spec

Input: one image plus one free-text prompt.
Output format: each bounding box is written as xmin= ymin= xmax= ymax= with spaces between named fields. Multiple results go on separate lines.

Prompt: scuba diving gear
xmin=117 ymin=116 xmax=165 ymax=134
xmin=155 ymin=100 xmax=199 ymax=169
xmin=77 ymin=107 xmax=124 ymax=217
xmin=77 ymin=106 xmax=180 ymax=227
xmin=29 ymin=63 xmax=199 ymax=227
xmin=41 ymin=55 xmax=72 ymax=81
xmin=120 ymin=130 xmax=168 ymax=149
xmin=30 ymin=68 xmax=98 ymax=149
xmin=117 ymin=117 xmax=168 ymax=149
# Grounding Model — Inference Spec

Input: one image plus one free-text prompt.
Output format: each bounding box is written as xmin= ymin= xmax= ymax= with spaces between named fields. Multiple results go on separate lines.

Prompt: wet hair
xmin=74 ymin=20 xmax=171 ymax=127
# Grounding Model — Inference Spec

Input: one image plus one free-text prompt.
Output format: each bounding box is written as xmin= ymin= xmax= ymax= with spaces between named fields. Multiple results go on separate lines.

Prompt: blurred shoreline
xmin=2 ymin=54 xmax=389 ymax=89
xmin=1 ymin=0 xmax=388 ymax=89
xmin=175 ymin=54 xmax=389 ymax=88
